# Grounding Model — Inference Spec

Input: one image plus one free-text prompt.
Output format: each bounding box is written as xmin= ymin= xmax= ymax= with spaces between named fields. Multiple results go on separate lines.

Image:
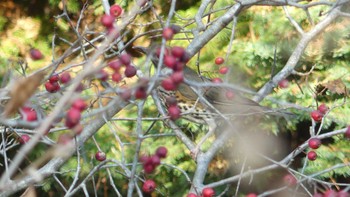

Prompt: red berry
xmin=202 ymin=187 xmax=215 ymax=197
xmin=96 ymin=69 xmax=109 ymax=81
xmin=187 ymin=193 xmax=198 ymax=197
xmin=143 ymin=163 xmax=155 ymax=174
xmin=49 ymin=74 xmax=59 ymax=83
xmin=60 ymin=72 xmax=71 ymax=84
xmin=163 ymin=27 xmax=174 ymax=40
xmin=124 ymin=65 xmax=137 ymax=78
xmin=112 ymin=72 xmax=122 ymax=82
xmin=171 ymin=46 xmax=185 ymax=58
xmin=278 ymin=79 xmax=289 ymax=88
xmin=109 ymin=4 xmax=122 ymax=17
xmin=65 ymin=108 xmax=81 ymax=128
xmin=283 ymin=174 xmax=297 ymax=186
xmin=20 ymin=107 xmax=37 ymax=122
xmin=246 ymin=193 xmax=257 ymax=197
xmin=168 ymin=105 xmax=181 ymax=120
xmin=162 ymin=78 xmax=177 ymax=91
xmin=311 ymin=110 xmax=323 ymax=122
xmin=19 ymin=134 xmax=30 ymax=144
xmin=219 ymin=66 xmax=229 ymax=74
xmin=95 ymin=151 xmax=106 ymax=161
xmin=45 ymin=81 xmax=60 ymax=93
xmin=214 ymin=57 xmax=224 ymax=65
xmin=120 ymin=53 xmax=131 ymax=65
xmin=156 ymin=146 xmax=168 ymax=158
xmin=318 ymin=103 xmax=329 ymax=114
xmin=101 ymin=14 xmax=115 ymax=28
xmin=72 ymin=98 xmax=87 ymax=111
xmin=307 ymin=151 xmax=317 ymax=161
xmin=150 ymin=155 xmax=161 ymax=166
xmin=164 ymin=55 xmax=176 ymax=69
xmin=323 ymin=189 xmax=337 ymax=197
xmin=225 ymin=90 xmax=235 ymax=100
xmin=142 ymin=179 xmax=156 ymax=193
xmin=180 ymin=52 xmax=190 ymax=63
xmin=57 ymin=133 xmax=73 ymax=145
xmin=308 ymin=138 xmax=321 ymax=149
xmin=171 ymin=71 xmax=184 ymax=84
xmin=212 ymin=77 xmax=223 ymax=83
xmin=108 ymin=59 xmax=122 ymax=71
xmin=135 ymin=87 xmax=147 ymax=99
xmin=30 ymin=48 xmax=43 ymax=60
xmin=345 ymin=126 xmax=350 ymax=139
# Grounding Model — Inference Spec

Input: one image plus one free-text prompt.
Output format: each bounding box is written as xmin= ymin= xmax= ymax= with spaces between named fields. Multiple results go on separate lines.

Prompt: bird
xmin=134 ymin=45 xmax=285 ymax=156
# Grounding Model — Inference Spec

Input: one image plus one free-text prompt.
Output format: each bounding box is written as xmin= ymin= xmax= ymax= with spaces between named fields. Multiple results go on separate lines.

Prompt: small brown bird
xmin=134 ymin=46 xmax=284 ymax=155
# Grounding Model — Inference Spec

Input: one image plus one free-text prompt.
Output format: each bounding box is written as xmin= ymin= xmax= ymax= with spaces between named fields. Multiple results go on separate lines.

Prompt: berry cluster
xmin=314 ymin=189 xmax=350 ymax=197
xmin=101 ymin=4 xmax=123 ymax=39
xmin=44 ymin=72 xmax=72 ymax=93
xmin=187 ymin=187 xmax=215 ymax=197
xmin=310 ymin=103 xmax=329 ymax=122
xmin=108 ymin=53 xmax=137 ymax=83
xmin=307 ymin=137 xmax=321 ymax=161
xmin=140 ymin=146 xmax=167 ymax=174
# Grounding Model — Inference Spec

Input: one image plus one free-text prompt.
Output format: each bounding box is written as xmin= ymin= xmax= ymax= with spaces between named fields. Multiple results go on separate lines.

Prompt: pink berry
xmin=171 ymin=46 xmax=185 ymax=58
xmin=156 ymin=146 xmax=168 ymax=158
xmin=101 ymin=14 xmax=115 ymax=28
xmin=202 ymin=187 xmax=215 ymax=197
xmin=95 ymin=151 xmax=106 ymax=161
xmin=65 ymin=108 xmax=81 ymax=128
xmin=219 ymin=66 xmax=229 ymax=74
xmin=337 ymin=190 xmax=349 ymax=197
xmin=311 ymin=110 xmax=323 ymax=122
xmin=30 ymin=48 xmax=43 ymax=60
xmin=142 ymin=179 xmax=156 ymax=193
xmin=49 ymin=74 xmax=59 ymax=83
xmin=308 ymin=138 xmax=321 ymax=149
xmin=143 ymin=163 xmax=155 ymax=174
xmin=212 ymin=77 xmax=223 ymax=83
xmin=174 ymin=62 xmax=184 ymax=71
xmin=278 ymin=79 xmax=289 ymax=88
xmin=108 ymin=59 xmax=122 ymax=71
xmin=60 ymin=72 xmax=71 ymax=84
xmin=162 ymin=78 xmax=177 ymax=91
xmin=187 ymin=193 xmax=198 ymax=197
xmin=112 ymin=72 xmax=122 ymax=82
xmin=109 ymin=4 xmax=122 ymax=17
xmin=345 ymin=126 xmax=350 ymax=139
xmin=283 ymin=174 xmax=297 ymax=186
xmin=19 ymin=134 xmax=30 ymax=144
xmin=150 ymin=155 xmax=161 ymax=166
xmin=318 ymin=103 xmax=329 ymax=114
xmin=164 ymin=55 xmax=176 ymax=69
xmin=307 ymin=151 xmax=317 ymax=161
xmin=72 ymin=98 xmax=87 ymax=111
xmin=313 ymin=193 xmax=323 ymax=197
xmin=168 ymin=105 xmax=181 ymax=120
xmin=163 ymin=27 xmax=174 ymax=40
xmin=120 ymin=53 xmax=131 ymax=65
xmin=171 ymin=71 xmax=184 ymax=84
xmin=124 ymin=65 xmax=137 ymax=78
xmin=214 ymin=57 xmax=224 ymax=65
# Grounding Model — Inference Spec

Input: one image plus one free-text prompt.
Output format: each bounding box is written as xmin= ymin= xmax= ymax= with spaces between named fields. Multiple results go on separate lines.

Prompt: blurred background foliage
xmin=1 ymin=0 xmax=350 ymax=196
